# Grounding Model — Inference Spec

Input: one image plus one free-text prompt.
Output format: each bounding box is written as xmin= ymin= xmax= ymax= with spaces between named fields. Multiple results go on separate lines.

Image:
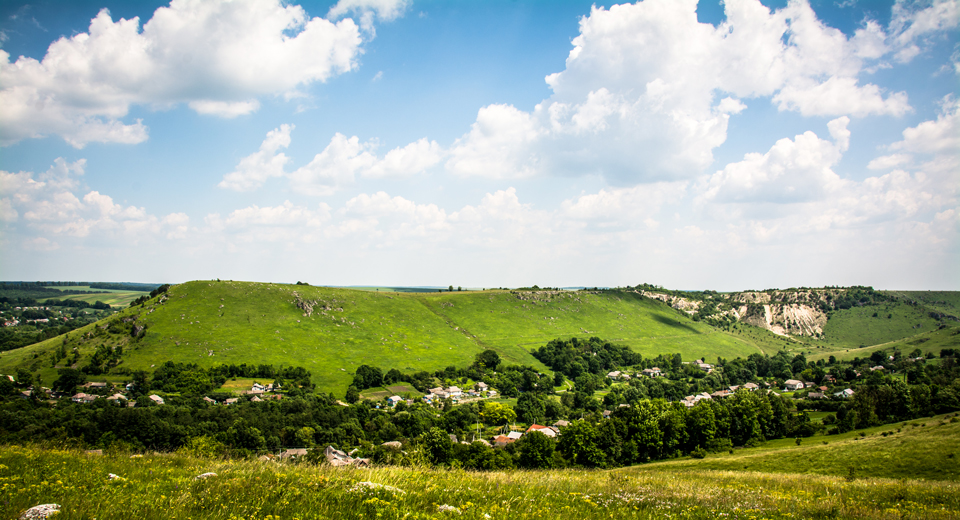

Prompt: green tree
xmin=345 ymin=385 xmax=360 ymax=403
xmin=15 ymin=368 xmax=33 ymax=388
xmin=517 ymin=430 xmax=556 ymax=468
xmin=295 ymin=426 xmax=316 ymax=448
xmin=479 ymin=401 xmax=516 ymax=425
xmin=52 ymin=368 xmax=85 ymax=394
xmin=472 ymin=350 xmax=501 ymax=371
xmin=515 ymin=392 xmax=546 ymax=424
xmin=557 ymin=420 xmax=607 ymax=467
xmin=422 ymin=427 xmax=453 ymax=465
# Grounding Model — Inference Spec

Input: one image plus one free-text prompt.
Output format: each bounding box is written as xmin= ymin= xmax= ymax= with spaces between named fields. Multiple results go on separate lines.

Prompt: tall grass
xmin=2 ymin=444 xmax=958 ymax=520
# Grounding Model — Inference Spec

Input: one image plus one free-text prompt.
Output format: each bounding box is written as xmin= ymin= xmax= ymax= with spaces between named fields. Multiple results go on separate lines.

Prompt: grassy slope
xmin=885 ymin=290 xmax=960 ymax=316
xmin=809 ymin=324 xmax=960 ymax=362
xmin=3 ymin=282 xmax=956 ymax=395
xmin=3 ymin=415 xmax=960 ymax=520
xmin=820 ymin=301 xmax=945 ymax=349
xmin=0 ymin=283 xmax=771 ymax=395
xmin=630 ymin=413 xmax=960 ymax=481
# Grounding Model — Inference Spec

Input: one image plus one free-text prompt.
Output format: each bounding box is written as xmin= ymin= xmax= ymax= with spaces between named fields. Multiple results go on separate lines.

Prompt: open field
xmin=809 ymin=324 xmax=960 ymax=362
xmin=0 ymin=282 xmax=780 ymax=394
xmin=54 ymin=291 xmax=149 ymax=308
xmin=632 ymin=412 xmax=960 ymax=482
xmin=41 ymin=286 xmax=137 ymax=293
xmin=3 ymin=417 xmax=959 ymax=520
xmin=885 ymin=290 xmax=960 ymax=317
xmin=2 ymin=282 xmax=957 ymax=395
xmin=819 ymin=301 xmax=946 ymax=350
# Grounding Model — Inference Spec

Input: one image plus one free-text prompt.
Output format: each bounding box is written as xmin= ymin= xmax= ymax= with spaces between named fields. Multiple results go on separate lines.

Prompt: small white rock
xmin=20 ymin=504 xmax=60 ymax=519
xmin=195 ymin=472 xmax=218 ymax=480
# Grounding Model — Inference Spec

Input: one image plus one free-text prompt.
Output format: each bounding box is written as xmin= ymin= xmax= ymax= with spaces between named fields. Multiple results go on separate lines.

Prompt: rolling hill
xmin=0 ymin=281 xmax=776 ymax=394
xmin=1 ymin=281 xmax=957 ymax=395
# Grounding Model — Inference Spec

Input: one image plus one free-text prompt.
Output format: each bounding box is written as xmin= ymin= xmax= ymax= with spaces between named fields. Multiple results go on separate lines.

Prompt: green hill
xmin=0 ymin=281 xmax=776 ymax=394
xmin=2 ymin=281 xmax=957 ymax=395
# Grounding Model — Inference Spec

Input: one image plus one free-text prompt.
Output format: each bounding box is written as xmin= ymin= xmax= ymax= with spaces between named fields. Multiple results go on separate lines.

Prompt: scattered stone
xmin=195 ymin=472 xmax=217 ymax=480
xmin=107 ymin=473 xmax=122 ymax=480
xmin=350 ymin=481 xmax=404 ymax=494
xmin=19 ymin=504 xmax=60 ymax=519
xmin=438 ymin=504 xmax=461 ymax=514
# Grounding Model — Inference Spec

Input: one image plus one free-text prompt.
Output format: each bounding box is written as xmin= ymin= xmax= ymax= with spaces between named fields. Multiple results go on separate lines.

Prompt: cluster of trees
xmin=2 ymin=347 xmax=959 ymax=470
xmin=130 ymin=284 xmax=171 ymax=307
xmin=533 ymin=337 xmax=642 ymax=379
xmin=350 ymin=350 xmax=552 ymax=401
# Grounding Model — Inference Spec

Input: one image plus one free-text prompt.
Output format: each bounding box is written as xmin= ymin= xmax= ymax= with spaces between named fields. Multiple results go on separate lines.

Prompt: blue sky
xmin=0 ymin=0 xmax=957 ymax=290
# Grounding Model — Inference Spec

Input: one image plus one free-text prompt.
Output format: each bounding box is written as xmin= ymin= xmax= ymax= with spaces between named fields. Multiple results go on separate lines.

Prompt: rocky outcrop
xmin=640 ymin=292 xmax=701 ymax=314
xmin=737 ymin=302 xmax=826 ymax=337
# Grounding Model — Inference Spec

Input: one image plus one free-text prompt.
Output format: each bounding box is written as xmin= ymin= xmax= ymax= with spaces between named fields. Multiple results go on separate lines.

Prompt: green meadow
xmin=39 ymin=285 xmax=151 ymax=308
xmin=0 ymin=281 xmax=778 ymax=394
xmin=632 ymin=413 xmax=960 ymax=481
xmin=3 ymin=282 xmax=958 ymax=395
xmin=3 ymin=414 xmax=959 ymax=520
xmin=809 ymin=324 xmax=960 ymax=362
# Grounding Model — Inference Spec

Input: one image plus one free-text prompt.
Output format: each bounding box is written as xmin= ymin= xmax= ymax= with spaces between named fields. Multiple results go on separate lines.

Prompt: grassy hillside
xmin=809 ymin=324 xmax=960 ymax=362
xmin=3 ymin=414 xmax=959 ymax=520
xmin=631 ymin=412 xmax=960 ymax=481
xmin=820 ymin=301 xmax=946 ymax=349
xmin=0 ymin=282 xmax=776 ymax=394
xmin=3 ymin=281 xmax=956 ymax=395
xmin=885 ymin=290 xmax=960 ymax=317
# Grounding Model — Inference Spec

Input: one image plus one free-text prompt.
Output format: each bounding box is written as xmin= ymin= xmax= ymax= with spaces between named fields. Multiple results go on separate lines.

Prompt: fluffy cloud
xmin=0 ymin=158 xmax=189 ymax=241
xmin=219 ymin=125 xmax=294 ymax=192
xmin=694 ymin=113 xmax=953 ymax=252
xmin=890 ymin=0 xmax=960 ymax=62
xmin=0 ymin=0 xmax=368 ymax=147
xmin=699 ymin=118 xmax=850 ymax=205
xmin=327 ymin=0 xmax=409 ymax=35
xmin=446 ymin=0 xmax=953 ymax=184
xmin=221 ymin=127 xmax=442 ymax=194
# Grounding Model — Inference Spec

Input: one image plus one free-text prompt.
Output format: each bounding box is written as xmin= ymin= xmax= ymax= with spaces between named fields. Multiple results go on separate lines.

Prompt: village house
xmin=224 ymin=398 xmax=239 ymax=405
xmin=106 ymin=393 xmax=127 ymax=402
xmin=525 ymin=424 xmax=557 ymax=438
xmin=387 ymin=395 xmax=402 ymax=407
xmin=607 ymin=371 xmax=621 ymax=380
xmin=148 ymin=394 xmax=165 ymax=405
xmin=642 ymin=367 xmax=662 ymax=378
xmin=743 ymin=382 xmax=759 ymax=391
xmin=84 ymin=382 xmax=108 ymax=391
xmin=476 ymin=382 xmax=488 ymax=392
xmin=250 ymin=395 xmax=263 ymax=402
xmin=280 ymin=448 xmax=309 ymax=460
xmin=72 ymin=392 xmax=98 ymax=403
xmin=446 ymin=386 xmax=462 ymax=398
xmin=834 ymin=388 xmax=855 ymax=399
xmin=784 ymin=379 xmax=804 ymax=391
xmin=325 ymin=446 xmax=370 ymax=467
xmin=202 ymin=396 xmax=217 ymax=405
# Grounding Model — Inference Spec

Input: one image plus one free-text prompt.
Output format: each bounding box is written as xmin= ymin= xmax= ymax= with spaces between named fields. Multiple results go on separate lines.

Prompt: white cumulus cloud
xmin=0 ymin=0 xmax=368 ymax=147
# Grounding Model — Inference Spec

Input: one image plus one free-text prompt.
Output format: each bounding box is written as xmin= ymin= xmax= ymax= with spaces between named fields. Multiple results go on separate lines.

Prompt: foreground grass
xmin=633 ymin=413 xmax=960 ymax=482
xmin=2 ymin=445 xmax=958 ymax=520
